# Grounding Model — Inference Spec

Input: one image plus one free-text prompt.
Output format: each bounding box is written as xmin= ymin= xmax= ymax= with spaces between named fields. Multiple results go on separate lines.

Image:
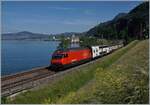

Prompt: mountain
xmin=2 ymin=31 xmax=82 ymax=40
xmin=54 ymin=32 xmax=82 ymax=37
xmin=2 ymin=31 xmax=50 ymax=40
xmin=86 ymin=2 xmax=149 ymax=42
xmin=112 ymin=13 xmax=127 ymax=22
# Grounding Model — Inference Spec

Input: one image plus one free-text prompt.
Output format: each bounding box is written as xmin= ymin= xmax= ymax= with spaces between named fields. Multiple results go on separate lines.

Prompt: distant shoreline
xmin=2 ymin=39 xmax=60 ymax=42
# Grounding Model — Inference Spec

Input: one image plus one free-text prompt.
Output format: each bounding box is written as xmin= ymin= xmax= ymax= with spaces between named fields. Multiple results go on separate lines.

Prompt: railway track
xmin=1 ymin=67 xmax=56 ymax=97
xmin=1 ymin=57 xmax=105 ymax=97
xmin=1 ymin=52 xmax=117 ymax=97
xmin=1 ymin=54 xmax=114 ymax=97
xmin=1 ymin=59 xmax=97 ymax=97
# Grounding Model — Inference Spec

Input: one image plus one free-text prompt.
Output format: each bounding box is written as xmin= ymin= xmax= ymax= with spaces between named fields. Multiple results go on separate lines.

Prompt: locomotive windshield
xmin=52 ymin=53 xmax=68 ymax=59
xmin=52 ymin=54 xmax=65 ymax=59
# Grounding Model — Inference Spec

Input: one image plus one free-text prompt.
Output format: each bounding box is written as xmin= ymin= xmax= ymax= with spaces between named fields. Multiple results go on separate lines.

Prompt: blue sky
xmin=2 ymin=1 xmax=142 ymax=34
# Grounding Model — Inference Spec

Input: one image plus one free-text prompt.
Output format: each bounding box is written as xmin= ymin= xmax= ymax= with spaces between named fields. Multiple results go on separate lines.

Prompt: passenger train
xmin=51 ymin=44 xmax=124 ymax=70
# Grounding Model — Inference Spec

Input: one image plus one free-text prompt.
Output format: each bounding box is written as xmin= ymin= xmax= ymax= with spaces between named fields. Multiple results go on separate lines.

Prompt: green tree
xmin=120 ymin=27 xmax=130 ymax=45
xmin=57 ymin=36 xmax=70 ymax=49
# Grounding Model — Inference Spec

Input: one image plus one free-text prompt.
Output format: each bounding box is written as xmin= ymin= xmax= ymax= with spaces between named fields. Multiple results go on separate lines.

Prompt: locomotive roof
xmin=55 ymin=47 xmax=89 ymax=52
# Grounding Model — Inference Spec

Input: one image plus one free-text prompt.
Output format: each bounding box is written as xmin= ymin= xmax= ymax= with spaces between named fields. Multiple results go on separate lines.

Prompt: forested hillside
xmin=86 ymin=2 xmax=149 ymax=44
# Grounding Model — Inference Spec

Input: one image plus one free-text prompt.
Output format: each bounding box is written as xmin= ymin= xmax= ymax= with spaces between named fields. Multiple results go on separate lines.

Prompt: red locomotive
xmin=51 ymin=44 xmax=123 ymax=70
xmin=51 ymin=47 xmax=92 ymax=70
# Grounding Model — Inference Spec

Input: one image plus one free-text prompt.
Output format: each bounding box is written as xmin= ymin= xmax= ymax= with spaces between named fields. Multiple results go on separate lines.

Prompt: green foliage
xmin=87 ymin=2 xmax=149 ymax=42
xmin=143 ymin=26 xmax=149 ymax=39
xmin=79 ymin=36 xmax=122 ymax=47
xmin=57 ymin=36 xmax=70 ymax=49
xmin=120 ymin=27 xmax=130 ymax=44
xmin=92 ymin=40 xmax=149 ymax=104
xmin=6 ymin=66 xmax=95 ymax=104
xmin=1 ymin=96 xmax=7 ymax=104
xmin=79 ymin=36 xmax=100 ymax=46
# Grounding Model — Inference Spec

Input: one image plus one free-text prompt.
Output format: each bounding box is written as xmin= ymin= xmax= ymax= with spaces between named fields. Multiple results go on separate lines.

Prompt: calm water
xmin=1 ymin=40 xmax=59 ymax=76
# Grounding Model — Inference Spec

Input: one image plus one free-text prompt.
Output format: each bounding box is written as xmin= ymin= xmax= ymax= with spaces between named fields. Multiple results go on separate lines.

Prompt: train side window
xmin=64 ymin=54 xmax=68 ymax=58
xmin=96 ymin=49 xmax=98 ymax=52
xmin=66 ymin=54 xmax=68 ymax=57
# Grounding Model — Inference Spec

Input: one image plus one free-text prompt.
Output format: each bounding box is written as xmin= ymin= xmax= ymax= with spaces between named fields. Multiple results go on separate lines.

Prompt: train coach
xmin=91 ymin=45 xmax=110 ymax=58
xmin=51 ymin=44 xmax=123 ymax=70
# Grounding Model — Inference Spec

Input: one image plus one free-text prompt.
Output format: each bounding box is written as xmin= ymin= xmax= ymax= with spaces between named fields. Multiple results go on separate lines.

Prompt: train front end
xmin=51 ymin=50 xmax=68 ymax=70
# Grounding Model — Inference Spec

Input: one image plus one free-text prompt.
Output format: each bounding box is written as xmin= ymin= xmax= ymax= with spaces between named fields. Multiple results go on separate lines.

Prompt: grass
xmin=3 ymin=40 xmax=139 ymax=104
xmin=56 ymin=40 xmax=149 ymax=104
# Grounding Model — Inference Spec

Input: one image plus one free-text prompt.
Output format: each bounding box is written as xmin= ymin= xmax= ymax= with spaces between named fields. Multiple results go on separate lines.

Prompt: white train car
xmin=118 ymin=44 xmax=124 ymax=48
xmin=91 ymin=46 xmax=101 ymax=58
xmin=111 ymin=45 xmax=118 ymax=50
xmin=91 ymin=45 xmax=110 ymax=58
xmin=111 ymin=44 xmax=123 ymax=51
xmin=91 ymin=44 xmax=123 ymax=59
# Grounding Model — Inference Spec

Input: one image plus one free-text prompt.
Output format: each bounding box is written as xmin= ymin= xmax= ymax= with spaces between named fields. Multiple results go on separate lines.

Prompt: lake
xmin=1 ymin=40 xmax=60 ymax=76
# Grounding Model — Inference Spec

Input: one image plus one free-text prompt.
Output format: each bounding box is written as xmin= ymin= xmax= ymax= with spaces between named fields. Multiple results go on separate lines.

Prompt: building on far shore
xmin=71 ymin=34 xmax=79 ymax=43
xmin=52 ymin=36 xmax=56 ymax=40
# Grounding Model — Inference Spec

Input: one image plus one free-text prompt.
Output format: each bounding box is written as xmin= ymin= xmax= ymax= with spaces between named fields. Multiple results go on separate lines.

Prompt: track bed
xmin=1 ymin=67 xmax=56 ymax=97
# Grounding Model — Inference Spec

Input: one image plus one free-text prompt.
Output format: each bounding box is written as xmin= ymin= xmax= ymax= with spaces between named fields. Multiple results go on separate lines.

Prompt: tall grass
xmin=57 ymin=40 xmax=149 ymax=104
xmin=4 ymin=40 xmax=138 ymax=104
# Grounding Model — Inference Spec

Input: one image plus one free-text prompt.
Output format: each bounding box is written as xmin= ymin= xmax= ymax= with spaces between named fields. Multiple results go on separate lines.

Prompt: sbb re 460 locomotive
xmin=51 ymin=44 xmax=123 ymax=70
